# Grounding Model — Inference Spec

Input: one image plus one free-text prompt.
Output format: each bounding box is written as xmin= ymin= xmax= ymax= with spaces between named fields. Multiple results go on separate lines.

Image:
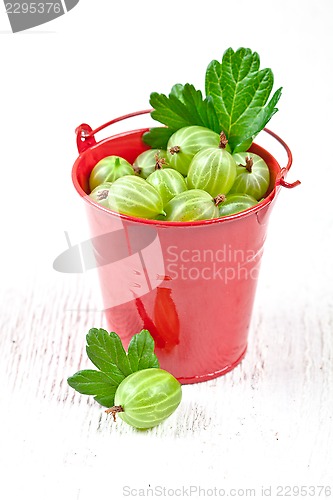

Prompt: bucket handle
xmin=75 ymin=110 xmax=300 ymax=189
xmin=263 ymin=128 xmax=300 ymax=189
xmin=75 ymin=109 xmax=152 ymax=154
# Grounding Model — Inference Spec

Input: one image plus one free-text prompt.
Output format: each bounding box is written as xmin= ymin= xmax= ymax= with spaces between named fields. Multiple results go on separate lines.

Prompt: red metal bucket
xmin=72 ymin=110 xmax=299 ymax=384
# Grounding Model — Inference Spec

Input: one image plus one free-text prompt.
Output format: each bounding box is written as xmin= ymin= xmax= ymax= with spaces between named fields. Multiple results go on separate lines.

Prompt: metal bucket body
xmin=72 ymin=112 xmax=297 ymax=384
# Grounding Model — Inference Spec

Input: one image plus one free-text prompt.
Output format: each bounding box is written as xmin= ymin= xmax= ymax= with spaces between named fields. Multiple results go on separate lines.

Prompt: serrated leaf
xmin=205 ymin=47 xmax=282 ymax=151
xmin=149 ymin=84 xmax=220 ymax=132
xmin=68 ymin=369 xmax=118 ymax=407
xmin=93 ymin=392 xmax=117 ymax=408
xmin=86 ymin=328 xmax=132 ymax=382
xmin=127 ymin=329 xmax=160 ymax=372
xmin=67 ymin=369 xmax=117 ymax=396
xmin=231 ymin=88 xmax=282 ymax=151
xmin=170 ymin=83 xmax=185 ymax=102
xmin=149 ymin=92 xmax=190 ymax=130
xmin=67 ymin=329 xmax=162 ymax=408
xmin=180 ymin=86 xmax=220 ymax=133
xmin=142 ymin=127 xmax=174 ymax=149
xmin=144 ymin=48 xmax=281 ymax=151
xmin=144 ymin=83 xmax=221 ymax=148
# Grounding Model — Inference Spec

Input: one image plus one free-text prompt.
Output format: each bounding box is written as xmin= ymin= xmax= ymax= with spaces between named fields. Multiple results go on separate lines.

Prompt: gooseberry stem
xmin=105 ymin=405 xmax=124 ymax=422
xmin=133 ymin=165 xmax=141 ymax=175
xmin=169 ymin=146 xmax=181 ymax=155
xmin=214 ymin=194 xmax=226 ymax=206
xmin=154 ymin=153 xmax=167 ymax=170
xmin=242 ymin=156 xmax=253 ymax=172
xmin=219 ymin=132 xmax=228 ymax=149
xmin=96 ymin=189 xmax=109 ymax=201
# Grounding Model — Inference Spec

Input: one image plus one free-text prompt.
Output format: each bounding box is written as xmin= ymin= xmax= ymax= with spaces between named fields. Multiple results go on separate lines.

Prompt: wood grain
xmin=1 ymin=258 xmax=332 ymax=500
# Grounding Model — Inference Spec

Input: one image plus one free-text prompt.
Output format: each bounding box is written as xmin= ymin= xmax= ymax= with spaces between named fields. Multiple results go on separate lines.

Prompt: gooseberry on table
xmin=106 ymin=368 xmax=182 ymax=429
xmin=67 ymin=329 xmax=182 ymax=431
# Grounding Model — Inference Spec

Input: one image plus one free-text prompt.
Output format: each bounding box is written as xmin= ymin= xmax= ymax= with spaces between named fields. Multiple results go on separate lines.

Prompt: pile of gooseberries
xmin=89 ymin=125 xmax=270 ymax=221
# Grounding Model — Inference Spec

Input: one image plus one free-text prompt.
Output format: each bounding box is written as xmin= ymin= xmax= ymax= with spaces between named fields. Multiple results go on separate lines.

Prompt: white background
xmin=0 ymin=1 xmax=332 ymax=499
xmin=0 ymin=0 xmax=331 ymax=289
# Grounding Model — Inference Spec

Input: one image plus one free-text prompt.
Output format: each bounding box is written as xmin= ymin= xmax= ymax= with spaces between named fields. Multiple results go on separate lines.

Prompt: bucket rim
xmin=71 ymin=111 xmax=298 ymax=227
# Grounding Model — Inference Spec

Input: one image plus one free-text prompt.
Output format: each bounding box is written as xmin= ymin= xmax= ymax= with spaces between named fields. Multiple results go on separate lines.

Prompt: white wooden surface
xmin=1 ymin=239 xmax=332 ymax=499
xmin=1 ymin=1 xmax=332 ymax=499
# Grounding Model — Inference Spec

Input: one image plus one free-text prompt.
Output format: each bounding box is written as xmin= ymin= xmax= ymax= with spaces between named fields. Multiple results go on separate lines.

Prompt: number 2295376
xmin=5 ymin=3 xmax=62 ymax=14
xmin=276 ymin=485 xmax=332 ymax=497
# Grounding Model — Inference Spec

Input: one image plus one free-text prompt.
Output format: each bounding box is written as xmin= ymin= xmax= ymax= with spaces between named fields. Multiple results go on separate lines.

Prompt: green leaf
xmin=205 ymin=47 xmax=282 ymax=151
xmin=142 ymin=127 xmax=174 ymax=149
xmin=86 ymin=328 xmax=132 ymax=383
xmin=144 ymin=48 xmax=281 ymax=151
xmin=67 ymin=329 xmax=161 ymax=407
xmin=170 ymin=83 xmax=186 ymax=102
xmin=127 ymin=329 xmax=160 ymax=372
xmin=93 ymin=393 xmax=117 ymax=408
xmin=179 ymin=86 xmax=220 ymax=132
xmin=144 ymin=83 xmax=220 ymax=149
xmin=67 ymin=369 xmax=118 ymax=404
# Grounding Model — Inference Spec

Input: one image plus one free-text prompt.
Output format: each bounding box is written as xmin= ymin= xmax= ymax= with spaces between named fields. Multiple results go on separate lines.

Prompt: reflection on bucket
xmin=53 ymin=223 xmax=166 ymax=308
